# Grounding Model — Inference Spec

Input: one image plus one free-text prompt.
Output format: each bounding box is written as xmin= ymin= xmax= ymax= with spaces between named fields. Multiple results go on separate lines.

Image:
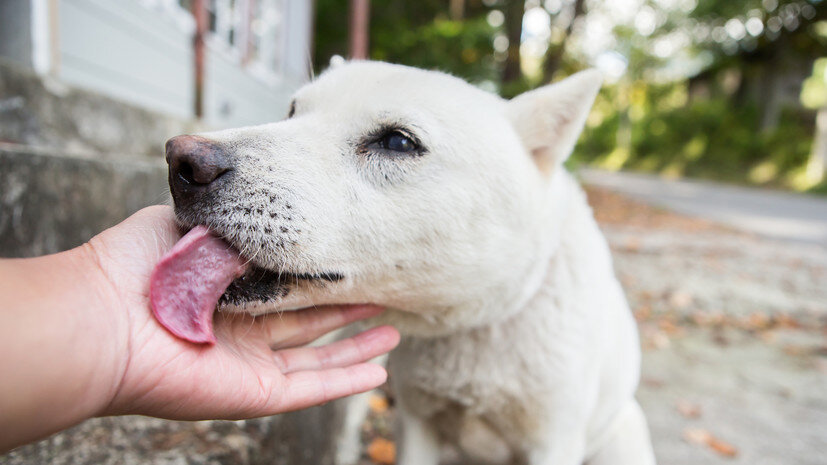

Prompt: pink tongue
xmin=150 ymin=226 xmax=246 ymax=344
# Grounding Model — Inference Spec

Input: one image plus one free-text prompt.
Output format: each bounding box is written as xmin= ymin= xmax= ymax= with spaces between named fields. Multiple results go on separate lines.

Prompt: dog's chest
xmin=389 ymin=300 xmax=586 ymax=445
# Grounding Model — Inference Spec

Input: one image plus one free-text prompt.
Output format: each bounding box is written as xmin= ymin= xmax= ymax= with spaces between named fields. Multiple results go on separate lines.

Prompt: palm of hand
xmin=87 ymin=206 xmax=397 ymax=420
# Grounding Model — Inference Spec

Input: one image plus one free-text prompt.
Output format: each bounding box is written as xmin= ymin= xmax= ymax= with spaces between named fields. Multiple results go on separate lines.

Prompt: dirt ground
xmin=358 ymin=188 xmax=827 ymax=465
xmin=3 ymin=188 xmax=825 ymax=465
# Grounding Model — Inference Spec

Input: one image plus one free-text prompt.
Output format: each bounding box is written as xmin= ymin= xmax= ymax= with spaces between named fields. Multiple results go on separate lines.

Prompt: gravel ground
xmin=587 ymin=188 xmax=827 ymax=465
xmin=4 ymin=187 xmax=825 ymax=464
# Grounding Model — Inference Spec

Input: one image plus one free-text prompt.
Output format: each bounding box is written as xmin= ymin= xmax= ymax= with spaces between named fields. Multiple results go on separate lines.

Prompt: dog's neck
xmin=382 ymin=169 xmax=604 ymax=337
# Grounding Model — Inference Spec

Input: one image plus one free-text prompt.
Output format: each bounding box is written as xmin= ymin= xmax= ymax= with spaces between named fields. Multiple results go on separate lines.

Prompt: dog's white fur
xmin=182 ymin=61 xmax=655 ymax=465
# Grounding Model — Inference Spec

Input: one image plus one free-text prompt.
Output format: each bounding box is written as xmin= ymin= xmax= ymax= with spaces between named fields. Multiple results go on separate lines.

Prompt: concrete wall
xmin=0 ymin=58 xmax=202 ymax=158
xmin=0 ymin=145 xmax=168 ymax=258
xmin=0 ymin=0 xmax=34 ymax=68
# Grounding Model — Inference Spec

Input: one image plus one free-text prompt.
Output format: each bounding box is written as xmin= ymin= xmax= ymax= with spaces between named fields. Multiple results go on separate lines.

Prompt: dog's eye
xmin=287 ymin=100 xmax=296 ymax=118
xmin=378 ymin=131 xmax=418 ymax=153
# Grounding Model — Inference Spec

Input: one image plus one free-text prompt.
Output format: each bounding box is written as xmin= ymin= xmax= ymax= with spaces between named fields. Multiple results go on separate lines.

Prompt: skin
xmin=0 ymin=205 xmax=400 ymax=453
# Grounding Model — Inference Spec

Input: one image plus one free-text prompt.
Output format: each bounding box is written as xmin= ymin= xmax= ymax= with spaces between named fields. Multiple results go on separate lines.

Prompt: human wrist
xmin=69 ymin=243 xmax=134 ymax=416
xmin=0 ymin=246 xmax=129 ymax=451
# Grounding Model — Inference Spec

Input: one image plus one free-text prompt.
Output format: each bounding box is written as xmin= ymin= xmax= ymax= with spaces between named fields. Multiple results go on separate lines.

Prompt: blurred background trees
xmin=314 ymin=0 xmax=827 ymax=193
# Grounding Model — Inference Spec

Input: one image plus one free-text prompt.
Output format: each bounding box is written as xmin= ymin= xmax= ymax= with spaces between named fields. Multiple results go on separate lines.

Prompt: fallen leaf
xmin=634 ymin=306 xmax=652 ymax=322
xmin=683 ymin=427 xmax=739 ymax=459
xmin=367 ymin=437 xmax=396 ymax=464
xmin=708 ymin=437 xmax=738 ymax=458
xmin=691 ymin=310 xmax=724 ymax=327
xmin=683 ymin=427 xmax=711 ymax=445
xmin=641 ymin=377 xmax=665 ymax=388
xmin=658 ymin=319 xmax=683 ymax=336
xmin=744 ymin=312 xmax=770 ymax=330
xmin=676 ymin=400 xmax=702 ymax=419
xmin=774 ymin=313 xmax=800 ymax=329
xmin=783 ymin=345 xmax=807 ymax=356
xmin=758 ymin=330 xmax=776 ymax=343
xmin=669 ymin=290 xmax=693 ymax=309
xmin=369 ymin=394 xmax=389 ymax=414
xmin=650 ymin=330 xmax=670 ymax=349
xmin=624 ymin=237 xmax=641 ymax=252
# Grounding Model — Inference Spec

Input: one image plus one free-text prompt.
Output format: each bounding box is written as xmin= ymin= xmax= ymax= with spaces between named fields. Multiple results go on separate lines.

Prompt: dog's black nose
xmin=165 ymin=135 xmax=232 ymax=200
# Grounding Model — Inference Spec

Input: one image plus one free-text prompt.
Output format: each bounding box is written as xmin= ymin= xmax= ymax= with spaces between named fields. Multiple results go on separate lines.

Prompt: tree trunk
xmin=348 ymin=0 xmax=370 ymax=59
xmin=807 ymin=106 xmax=827 ymax=184
xmin=502 ymin=0 xmax=524 ymax=86
xmin=450 ymin=0 xmax=465 ymax=21
xmin=541 ymin=0 xmax=584 ymax=83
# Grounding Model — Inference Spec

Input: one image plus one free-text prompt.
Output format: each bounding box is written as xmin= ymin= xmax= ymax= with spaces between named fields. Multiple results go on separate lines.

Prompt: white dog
xmin=160 ymin=61 xmax=655 ymax=465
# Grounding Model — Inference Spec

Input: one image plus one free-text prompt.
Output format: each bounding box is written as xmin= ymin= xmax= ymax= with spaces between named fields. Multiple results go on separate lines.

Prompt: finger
xmin=261 ymin=304 xmax=385 ymax=349
xmin=273 ymin=325 xmax=400 ymax=374
xmin=275 ymin=363 xmax=387 ymax=412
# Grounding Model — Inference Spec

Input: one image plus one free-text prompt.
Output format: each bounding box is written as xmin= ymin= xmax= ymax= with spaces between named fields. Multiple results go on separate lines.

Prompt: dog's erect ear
xmin=506 ymin=69 xmax=603 ymax=176
xmin=329 ymin=55 xmax=346 ymax=68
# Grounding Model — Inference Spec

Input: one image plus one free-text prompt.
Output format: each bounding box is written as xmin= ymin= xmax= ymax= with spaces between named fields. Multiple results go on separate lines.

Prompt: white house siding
xmin=12 ymin=0 xmax=315 ymax=128
xmin=201 ymin=0 xmax=312 ymax=128
xmin=203 ymin=49 xmax=293 ymax=128
xmin=58 ymin=0 xmax=194 ymax=119
xmin=282 ymin=0 xmax=314 ymax=85
xmin=0 ymin=1 xmax=34 ymax=68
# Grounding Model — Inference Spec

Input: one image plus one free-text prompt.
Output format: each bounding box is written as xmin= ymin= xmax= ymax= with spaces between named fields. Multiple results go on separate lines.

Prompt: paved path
xmin=579 ymin=169 xmax=827 ymax=245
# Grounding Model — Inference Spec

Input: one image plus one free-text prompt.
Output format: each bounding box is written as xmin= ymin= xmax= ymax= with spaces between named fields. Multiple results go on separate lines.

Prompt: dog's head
xmin=167 ymin=61 xmax=601 ymax=334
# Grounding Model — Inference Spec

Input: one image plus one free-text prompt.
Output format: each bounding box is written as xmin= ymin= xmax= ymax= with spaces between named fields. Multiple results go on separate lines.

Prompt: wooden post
xmin=192 ymin=0 xmax=207 ymax=118
xmin=450 ymin=0 xmax=465 ymax=21
xmin=348 ymin=0 xmax=369 ymax=60
xmin=242 ymin=0 xmax=256 ymax=65
xmin=501 ymin=0 xmax=524 ymax=89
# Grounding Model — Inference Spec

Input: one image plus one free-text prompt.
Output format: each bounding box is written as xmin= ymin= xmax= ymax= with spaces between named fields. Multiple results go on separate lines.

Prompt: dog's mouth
xmin=219 ymin=267 xmax=344 ymax=307
xmin=149 ymin=225 xmax=342 ymax=344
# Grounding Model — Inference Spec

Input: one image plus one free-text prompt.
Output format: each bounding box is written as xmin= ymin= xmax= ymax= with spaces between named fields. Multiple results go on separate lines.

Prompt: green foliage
xmin=314 ymin=0 xmax=498 ymax=83
xmin=370 ymin=16 xmax=499 ymax=84
xmin=801 ymin=57 xmax=827 ymax=109
xmin=574 ymin=82 xmax=816 ymax=190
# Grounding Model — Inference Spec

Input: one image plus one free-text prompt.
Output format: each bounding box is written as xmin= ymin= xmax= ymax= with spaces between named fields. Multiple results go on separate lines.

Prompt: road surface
xmin=579 ymin=169 xmax=827 ymax=245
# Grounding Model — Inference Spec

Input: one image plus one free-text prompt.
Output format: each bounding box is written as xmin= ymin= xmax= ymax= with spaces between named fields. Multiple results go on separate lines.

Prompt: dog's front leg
xmin=396 ymin=409 xmax=441 ymax=465
xmin=526 ymin=430 xmax=587 ymax=465
xmin=524 ymin=394 xmax=590 ymax=465
xmin=584 ymin=400 xmax=656 ymax=465
xmin=333 ymin=391 xmax=372 ymax=465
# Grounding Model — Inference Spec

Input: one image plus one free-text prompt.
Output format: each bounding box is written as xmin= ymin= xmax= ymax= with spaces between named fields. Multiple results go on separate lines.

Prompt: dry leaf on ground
xmin=367 ymin=437 xmax=396 ymax=464
xmin=369 ymin=394 xmax=389 ymax=414
xmin=676 ymin=400 xmax=702 ymax=419
xmin=683 ymin=427 xmax=712 ymax=445
xmin=708 ymin=437 xmax=739 ymax=457
xmin=683 ymin=427 xmax=738 ymax=458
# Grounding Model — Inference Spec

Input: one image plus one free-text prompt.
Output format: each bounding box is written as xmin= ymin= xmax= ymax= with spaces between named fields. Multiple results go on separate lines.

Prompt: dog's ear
xmin=506 ymin=69 xmax=602 ymax=176
xmin=329 ymin=55 xmax=346 ymax=68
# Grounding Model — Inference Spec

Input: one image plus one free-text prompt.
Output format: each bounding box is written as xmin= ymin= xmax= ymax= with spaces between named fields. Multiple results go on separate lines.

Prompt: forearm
xmin=0 ymin=246 xmax=125 ymax=452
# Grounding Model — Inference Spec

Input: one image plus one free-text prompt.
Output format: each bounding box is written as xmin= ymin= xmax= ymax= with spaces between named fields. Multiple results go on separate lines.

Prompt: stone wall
xmin=0 ymin=58 xmax=203 ymax=159
xmin=0 ymin=145 xmax=168 ymax=257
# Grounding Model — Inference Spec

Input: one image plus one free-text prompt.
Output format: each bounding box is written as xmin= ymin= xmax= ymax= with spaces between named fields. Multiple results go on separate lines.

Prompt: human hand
xmin=0 ymin=206 xmax=398 ymax=451
xmin=88 ymin=206 xmax=400 ymax=419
